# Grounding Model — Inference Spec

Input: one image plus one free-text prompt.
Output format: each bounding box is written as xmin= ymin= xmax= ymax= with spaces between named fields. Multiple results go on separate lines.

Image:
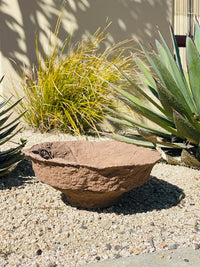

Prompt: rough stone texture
xmin=24 ymin=141 xmax=161 ymax=208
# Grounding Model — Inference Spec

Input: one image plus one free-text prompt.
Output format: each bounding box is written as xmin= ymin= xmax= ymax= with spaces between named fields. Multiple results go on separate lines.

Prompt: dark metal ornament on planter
xmin=24 ymin=141 xmax=161 ymax=208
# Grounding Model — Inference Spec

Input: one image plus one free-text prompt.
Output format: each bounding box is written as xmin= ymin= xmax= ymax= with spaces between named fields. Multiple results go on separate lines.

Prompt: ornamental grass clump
xmin=16 ymin=19 xmax=133 ymax=135
xmin=107 ymin=19 xmax=200 ymax=167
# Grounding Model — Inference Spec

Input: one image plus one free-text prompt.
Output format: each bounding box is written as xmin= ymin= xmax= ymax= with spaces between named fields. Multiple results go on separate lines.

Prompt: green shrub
xmin=15 ymin=19 xmax=133 ymax=135
xmin=107 ymin=19 xmax=200 ymax=167
xmin=0 ymin=77 xmax=26 ymax=176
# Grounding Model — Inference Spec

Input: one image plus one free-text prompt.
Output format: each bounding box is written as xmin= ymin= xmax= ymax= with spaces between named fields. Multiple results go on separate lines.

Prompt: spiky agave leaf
xmin=107 ymin=20 xmax=200 ymax=167
xmin=194 ymin=17 xmax=200 ymax=55
xmin=186 ymin=37 xmax=200 ymax=114
xmin=0 ymin=80 xmax=26 ymax=177
xmin=173 ymin=110 xmax=200 ymax=145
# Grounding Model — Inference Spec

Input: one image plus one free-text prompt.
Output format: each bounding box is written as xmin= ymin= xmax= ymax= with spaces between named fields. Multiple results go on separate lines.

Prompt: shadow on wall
xmin=1 ymin=0 xmax=64 ymax=73
xmin=1 ymin=0 xmax=172 ymax=73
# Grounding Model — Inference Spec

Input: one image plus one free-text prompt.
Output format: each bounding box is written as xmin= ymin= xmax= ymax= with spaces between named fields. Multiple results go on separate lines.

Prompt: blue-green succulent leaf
xmin=169 ymin=25 xmax=185 ymax=77
xmin=111 ymin=133 xmax=155 ymax=148
xmin=194 ymin=18 xmax=200 ymax=54
xmin=186 ymin=36 xmax=200 ymax=114
xmin=158 ymin=30 xmax=194 ymax=107
xmin=156 ymin=40 xmax=172 ymax=72
xmin=173 ymin=110 xmax=200 ymax=145
xmin=134 ymin=57 xmax=157 ymax=89
xmin=156 ymin=80 xmax=190 ymax=119
xmin=152 ymin=51 xmax=195 ymax=114
xmin=106 ymin=110 xmax=171 ymax=138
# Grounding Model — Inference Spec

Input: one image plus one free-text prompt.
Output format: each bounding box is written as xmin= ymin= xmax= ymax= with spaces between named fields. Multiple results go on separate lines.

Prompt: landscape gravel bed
xmin=0 ymin=131 xmax=200 ymax=266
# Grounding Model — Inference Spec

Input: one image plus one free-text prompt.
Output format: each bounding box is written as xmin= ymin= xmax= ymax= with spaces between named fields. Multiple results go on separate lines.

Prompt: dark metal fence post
xmin=175 ymin=0 xmax=193 ymax=47
xmin=188 ymin=0 xmax=192 ymax=36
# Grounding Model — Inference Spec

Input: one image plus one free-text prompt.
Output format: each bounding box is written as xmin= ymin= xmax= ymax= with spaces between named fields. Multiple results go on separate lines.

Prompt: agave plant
xmin=107 ymin=19 xmax=200 ymax=167
xmin=0 ymin=77 xmax=26 ymax=176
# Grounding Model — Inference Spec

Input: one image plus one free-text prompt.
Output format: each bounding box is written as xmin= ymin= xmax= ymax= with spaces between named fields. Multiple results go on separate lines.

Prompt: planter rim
xmin=24 ymin=140 xmax=161 ymax=170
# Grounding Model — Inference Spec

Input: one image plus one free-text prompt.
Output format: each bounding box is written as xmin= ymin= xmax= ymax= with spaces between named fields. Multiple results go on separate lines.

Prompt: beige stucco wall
xmin=0 ymin=0 xmax=173 ymax=95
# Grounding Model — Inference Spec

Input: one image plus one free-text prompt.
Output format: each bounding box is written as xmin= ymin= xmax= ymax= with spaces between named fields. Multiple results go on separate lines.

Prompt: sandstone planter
xmin=24 ymin=141 xmax=161 ymax=208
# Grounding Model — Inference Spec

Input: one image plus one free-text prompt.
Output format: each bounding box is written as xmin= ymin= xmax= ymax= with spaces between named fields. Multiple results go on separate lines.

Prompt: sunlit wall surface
xmin=0 ymin=0 xmax=173 ymax=94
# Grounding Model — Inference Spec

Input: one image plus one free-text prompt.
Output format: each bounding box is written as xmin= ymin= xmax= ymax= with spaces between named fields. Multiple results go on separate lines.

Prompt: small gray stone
xmin=81 ymin=221 xmax=88 ymax=229
xmin=106 ymin=244 xmax=112 ymax=250
xmin=168 ymin=244 xmax=179 ymax=250
xmin=114 ymin=245 xmax=122 ymax=251
xmin=81 ymin=225 xmax=87 ymax=229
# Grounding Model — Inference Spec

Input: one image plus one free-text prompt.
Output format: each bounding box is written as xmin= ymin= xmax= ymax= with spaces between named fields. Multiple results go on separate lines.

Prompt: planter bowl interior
xmin=24 ymin=141 xmax=161 ymax=208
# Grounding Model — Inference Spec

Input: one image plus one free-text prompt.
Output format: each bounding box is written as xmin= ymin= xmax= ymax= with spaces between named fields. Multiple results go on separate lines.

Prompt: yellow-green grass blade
xmin=61 ymin=103 xmax=82 ymax=135
xmin=64 ymin=100 xmax=98 ymax=132
xmin=173 ymin=110 xmax=200 ymax=145
xmin=186 ymin=36 xmax=200 ymax=114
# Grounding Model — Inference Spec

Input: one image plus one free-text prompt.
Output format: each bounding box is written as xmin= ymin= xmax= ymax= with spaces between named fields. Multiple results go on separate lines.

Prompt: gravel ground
xmin=0 ymin=130 xmax=200 ymax=266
